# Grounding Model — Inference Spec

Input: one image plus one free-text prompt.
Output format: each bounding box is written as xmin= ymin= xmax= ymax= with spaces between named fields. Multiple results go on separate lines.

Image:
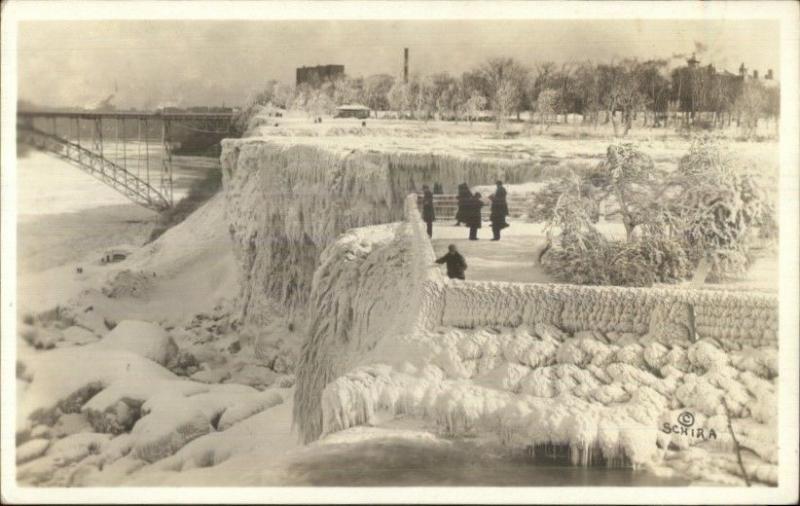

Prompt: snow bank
xmin=293 ymin=191 xmax=779 ymax=483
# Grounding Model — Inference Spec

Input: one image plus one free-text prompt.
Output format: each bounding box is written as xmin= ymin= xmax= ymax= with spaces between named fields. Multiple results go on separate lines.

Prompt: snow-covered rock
xmin=62 ymin=326 xmax=99 ymax=345
xmin=130 ymin=394 xmax=212 ymax=463
xmin=98 ymin=320 xmax=178 ymax=366
xmin=217 ymin=390 xmax=284 ymax=430
xmin=16 ymin=438 xmax=50 ymax=464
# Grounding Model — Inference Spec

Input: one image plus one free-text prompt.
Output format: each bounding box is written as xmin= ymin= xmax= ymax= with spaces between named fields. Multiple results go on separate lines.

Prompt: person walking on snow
xmin=421 ymin=185 xmax=435 ymax=238
xmin=489 ymin=194 xmax=509 ymax=241
xmin=466 ymin=192 xmax=484 ymax=240
xmin=435 ymin=244 xmax=467 ymax=280
xmin=455 ymin=182 xmax=471 ymax=226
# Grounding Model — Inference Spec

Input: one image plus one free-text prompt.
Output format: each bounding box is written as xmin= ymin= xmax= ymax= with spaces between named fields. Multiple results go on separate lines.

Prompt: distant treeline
xmin=245 ymin=57 xmax=780 ymax=137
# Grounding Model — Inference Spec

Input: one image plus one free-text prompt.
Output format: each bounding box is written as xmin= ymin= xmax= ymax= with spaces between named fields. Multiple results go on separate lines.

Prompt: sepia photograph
xmin=1 ymin=1 xmax=798 ymax=503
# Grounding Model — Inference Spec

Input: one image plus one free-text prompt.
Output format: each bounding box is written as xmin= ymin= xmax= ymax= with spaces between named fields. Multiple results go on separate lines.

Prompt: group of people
xmin=422 ymin=180 xmax=511 ymax=281
xmin=421 ymin=180 xmax=509 ymax=241
xmin=454 ymin=181 xmax=509 ymax=241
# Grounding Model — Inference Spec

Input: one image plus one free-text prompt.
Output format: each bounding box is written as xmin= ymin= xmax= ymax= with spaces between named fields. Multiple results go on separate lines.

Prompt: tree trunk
xmin=623 ymin=219 xmax=635 ymax=242
xmin=610 ymin=111 xmax=619 ymax=137
xmin=691 ymin=257 xmax=711 ymax=286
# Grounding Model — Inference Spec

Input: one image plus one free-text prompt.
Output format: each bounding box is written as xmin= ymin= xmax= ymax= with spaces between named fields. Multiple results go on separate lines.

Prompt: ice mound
xmin=96 ymin=320 xmax=178 ymax=366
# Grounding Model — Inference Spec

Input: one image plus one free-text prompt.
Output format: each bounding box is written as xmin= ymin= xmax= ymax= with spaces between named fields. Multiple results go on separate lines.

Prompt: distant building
xmin=296 ymin=65 xmax=345 ymax=87
xmin=671 ymin=54 xmax=779 ymax=115
xmin=334 ymin=104 xmax=370 ymax=119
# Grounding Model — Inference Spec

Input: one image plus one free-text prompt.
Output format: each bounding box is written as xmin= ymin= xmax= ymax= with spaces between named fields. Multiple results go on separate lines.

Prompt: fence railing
xmin=416 ymin=193 xmax=531 ymax=220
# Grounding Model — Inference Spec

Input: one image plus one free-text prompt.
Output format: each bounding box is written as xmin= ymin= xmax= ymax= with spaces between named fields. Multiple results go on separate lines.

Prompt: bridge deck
xmin=18 ymin=110 xmax=235 ymax=121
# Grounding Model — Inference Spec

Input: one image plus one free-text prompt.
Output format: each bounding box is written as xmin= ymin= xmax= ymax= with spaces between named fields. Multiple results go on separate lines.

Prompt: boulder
xmin=16 ymin=438 xmax=50 ymax=464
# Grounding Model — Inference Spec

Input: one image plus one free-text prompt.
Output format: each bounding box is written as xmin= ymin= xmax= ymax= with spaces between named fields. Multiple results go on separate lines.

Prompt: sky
xmin=18 ymin=19 xmax=780 ymax=109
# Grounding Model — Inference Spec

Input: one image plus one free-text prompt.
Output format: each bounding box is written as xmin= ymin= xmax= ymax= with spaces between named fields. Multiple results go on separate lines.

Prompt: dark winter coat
xmin=464 ymin=195 xmax=484 ymax=228
xmin=493 ymin=185 xmax=509 ymax=218
xmin=422 ymin=190 xmax=435 ymax=223
xmin=436 ymin=251 xmax=467 ymax=279
xmin=455 ymin=184 xmax=471 ymax=223
xmin=490 ymin=197 xmax=509 ymax=228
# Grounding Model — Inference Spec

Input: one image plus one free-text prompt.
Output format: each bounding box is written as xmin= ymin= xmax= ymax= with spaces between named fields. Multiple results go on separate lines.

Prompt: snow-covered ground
xmin=12 ymin=116 xmax=781 ymax=488
xmin=430 ymin=220 xmax=777 ymax=291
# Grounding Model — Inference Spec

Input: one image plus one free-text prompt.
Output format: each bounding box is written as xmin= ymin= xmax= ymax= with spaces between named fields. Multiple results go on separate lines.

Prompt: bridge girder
xmin=17 ymin=110 xmax=235 ymax=212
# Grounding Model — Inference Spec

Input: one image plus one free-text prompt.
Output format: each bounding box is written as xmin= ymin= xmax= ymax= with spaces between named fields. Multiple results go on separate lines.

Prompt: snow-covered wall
xmin=220 ymin=138 xmax=538 ymax=323
xmin=440 ymin=281 xmax=778 ymax=350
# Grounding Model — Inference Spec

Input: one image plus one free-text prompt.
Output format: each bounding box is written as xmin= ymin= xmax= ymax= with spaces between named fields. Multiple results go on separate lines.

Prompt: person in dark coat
xmin=435 ymin=244 xmax=467 ymax=280
xmin=494 ymin=180 xmax=509 ymax=218
xmin=421 ymin=185 xmax=435 ymax=238
xmin=455 ymin=182 xmax=471 ymax=226
xmin=489 ymin=194 xmax=509 ymax=241
xmin=466 ymin=192 xmax=484 ymax=240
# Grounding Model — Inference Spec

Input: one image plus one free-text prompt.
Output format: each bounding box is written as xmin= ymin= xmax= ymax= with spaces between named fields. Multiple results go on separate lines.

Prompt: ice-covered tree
xmin=671 ymin=135 xmax=775 ymax=280
xmin=363 ymin=74 xmax=394 ymax=118
xmin=734 ymin=80 xmax=767 ymax=139
xmin=532 ymin=137 xmax=775 ymax=285
xmin=534 ymin=89 xmax=559 ymax=133
xmin=492 ymin=79 xmax=518 ymax=129
xmin=387 ymin=80 xmax=413 ymax=119
xmin=462 ymin=92 xmax=487 ymax=125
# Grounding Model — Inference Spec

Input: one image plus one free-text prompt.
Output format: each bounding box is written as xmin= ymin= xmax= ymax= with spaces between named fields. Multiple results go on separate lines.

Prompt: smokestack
xmin=404 ymin=48 xmax=409 ymax=84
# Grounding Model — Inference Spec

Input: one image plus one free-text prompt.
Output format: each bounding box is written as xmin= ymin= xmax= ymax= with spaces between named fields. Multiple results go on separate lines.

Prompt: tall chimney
xmin=404 ymin=48 xmax=409 ymax=84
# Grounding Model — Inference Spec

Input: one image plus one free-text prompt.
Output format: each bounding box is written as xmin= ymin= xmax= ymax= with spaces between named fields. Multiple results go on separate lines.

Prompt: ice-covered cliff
xmin=220 ymin=137 xmax=542 ymax=323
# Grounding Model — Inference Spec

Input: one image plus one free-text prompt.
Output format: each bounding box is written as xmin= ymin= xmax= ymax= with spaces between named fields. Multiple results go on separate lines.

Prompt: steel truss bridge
xmin=17 ymin=110 xmax=235 ymax=212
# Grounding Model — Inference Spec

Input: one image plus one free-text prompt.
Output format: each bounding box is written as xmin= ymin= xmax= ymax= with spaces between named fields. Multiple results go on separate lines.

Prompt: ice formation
xmin=220 ymin=137 xmax=550 ymax=323
xmin=291 ymin=193 xmax=779 ymax=483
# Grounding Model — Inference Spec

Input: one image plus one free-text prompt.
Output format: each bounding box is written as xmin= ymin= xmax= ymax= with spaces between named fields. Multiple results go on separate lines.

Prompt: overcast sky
xmin=18 ymin=19 xmax=780 ymax=109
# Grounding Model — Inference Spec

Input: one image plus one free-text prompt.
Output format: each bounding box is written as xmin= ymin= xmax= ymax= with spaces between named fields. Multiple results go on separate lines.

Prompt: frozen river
xmin=16 ymin=149 xmax=220 ymax=276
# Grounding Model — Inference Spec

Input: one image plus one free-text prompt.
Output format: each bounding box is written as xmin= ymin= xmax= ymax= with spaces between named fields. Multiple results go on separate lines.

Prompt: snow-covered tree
xmin=492 ymin=79 xmax=518 ymax=129
xmin=462 ymin=92 xmax=487 ymax=125
xmin=387 ymin=80 xmax=412 ymax=119
xmin=363 ymin=74 xmax=394 ymax=118
xmin=734 ymin=80 xmax=767 ymax=139
xmin=534 ymin=89 xmax=559 ymax=133
xmin=532 ymin=136 xmax=775 ymax=285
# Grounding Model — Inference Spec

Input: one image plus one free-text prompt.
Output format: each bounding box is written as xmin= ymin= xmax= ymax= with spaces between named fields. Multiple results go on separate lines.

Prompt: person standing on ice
xmin=488 ymin=194 xmax=509 ymax=241
xmin=455 ymin=183 xmax=471 ymax=226
xmin=435 ymin=244 xmax=467 ymax=280
xmin=466 ymin=192 xmax=484 ymax=240
xmin=421 ymin=185 xmax=436 ymax=238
